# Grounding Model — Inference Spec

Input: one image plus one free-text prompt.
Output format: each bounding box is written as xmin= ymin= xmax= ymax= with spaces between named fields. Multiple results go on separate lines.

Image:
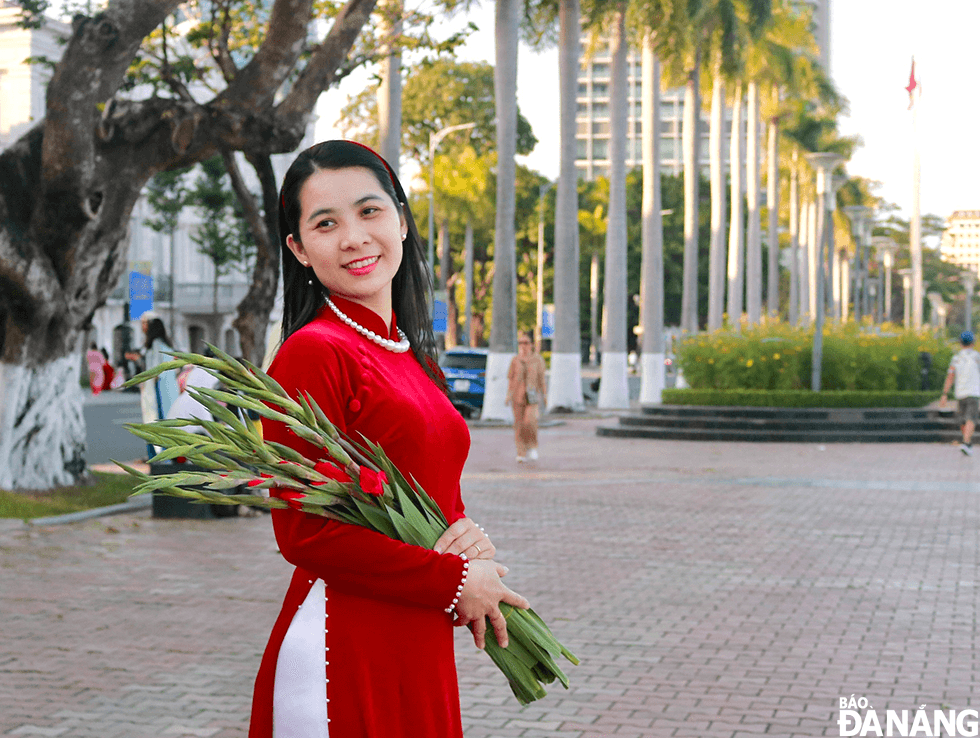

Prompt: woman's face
xmin=518 ymin=335 xmax=532 ymax=356
xmin=285 ymin=166 xmax=405 ymax=318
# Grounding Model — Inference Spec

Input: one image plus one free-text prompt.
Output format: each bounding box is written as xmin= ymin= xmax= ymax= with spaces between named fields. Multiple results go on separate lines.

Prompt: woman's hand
xmin=433 ymin=517 xmax=495 ymax=560
xmin=455 ymin=559 xmax=530 ymax=649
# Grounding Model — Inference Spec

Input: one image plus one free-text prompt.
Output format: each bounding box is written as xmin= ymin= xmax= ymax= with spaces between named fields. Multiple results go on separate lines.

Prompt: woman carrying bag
xmin=506 ymin=331 xmax=547 ymax=462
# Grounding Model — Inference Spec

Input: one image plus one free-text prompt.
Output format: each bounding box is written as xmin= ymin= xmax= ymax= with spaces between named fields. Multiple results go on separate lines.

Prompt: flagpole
xmin=910 ymin=58 xmax=923 ymax=330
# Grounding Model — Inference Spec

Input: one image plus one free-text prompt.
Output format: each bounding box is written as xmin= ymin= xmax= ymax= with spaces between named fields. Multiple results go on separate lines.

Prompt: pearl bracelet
xmin=444 ymin=553 xmax=470 ymax=614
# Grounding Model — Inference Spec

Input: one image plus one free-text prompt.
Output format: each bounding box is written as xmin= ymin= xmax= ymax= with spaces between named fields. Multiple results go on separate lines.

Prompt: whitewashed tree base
xmin=639 ymin=352 xmax=666 ymax=404
xmin=675 ymin=368 xmax=689 ymax=389
xmin=480 ymin=352 xmax=515 ymax=423
xmin=0 ymin=358 xmax=87 ymax=490
xmin=598 ymin=351 xmax=630 ymax=409
xmin=546 ymin=353 xmax=584 ymax=412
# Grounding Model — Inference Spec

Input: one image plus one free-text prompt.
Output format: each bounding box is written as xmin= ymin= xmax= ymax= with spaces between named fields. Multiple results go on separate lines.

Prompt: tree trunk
xmin=681 ymin=57 xmax=702 ymax=333
xmin=808 ymin=197 xmax=819 ymax=322
xmin=481 ymin=0 xmax=521 ymax=420
xmin=707 ymin=70 xmax=726 ymax=332
xmin=547 ymin=0 xmax=584 ymax=411
xmin=590 ymin=251 xmax=600 ymax=365
xmin=639 ymin=33 xmax=665 ymax=404
xmin=0 ymin=0 xmax=378 ymax=488
xmin=377 ymin=0 xmax=402 ymax=179
xmin=726 ymin=83 xmax=744 ymax=325
xmin=788 ymin=149 xmax=800 ymax=325
xmin=766 ymin=94 xmax=780 ymax=318
xmin=464 ymin=220 xmax=474 ymax=347
xmin=439 ymin=218 xmax=456 ymax=347
xmin=229 ymin=152 xmax=279 ymax=366
xmin=0 ymin=356 xmax=87 ymax=489
xmin=745 ymin=79 xmax=761 ymax=325
xmin=598 ymin=3 xmax=629 ymax=410
xmin=798 ymin=191 xmax=809 ymax=324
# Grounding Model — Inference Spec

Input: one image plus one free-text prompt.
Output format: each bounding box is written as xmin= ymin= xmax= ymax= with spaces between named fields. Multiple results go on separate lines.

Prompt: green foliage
xmin=342 ymin=58 xmax=537 ymax=160
xmin=0 ymin=472 xmax=138 ymax=519
xmin=188 ymin=156 xmax=255 ymax=284
xmin=677 ymin=322 xmax=953 ymax=392
xmin=662 ymin=388 xmax=943 ymax=408
xmin=145 ymin=166 xmax=192 ymax=236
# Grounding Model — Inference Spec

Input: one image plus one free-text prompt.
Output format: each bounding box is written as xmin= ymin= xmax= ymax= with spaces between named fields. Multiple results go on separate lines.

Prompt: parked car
xmin=439 ymin=347 xmax=489 ymax=418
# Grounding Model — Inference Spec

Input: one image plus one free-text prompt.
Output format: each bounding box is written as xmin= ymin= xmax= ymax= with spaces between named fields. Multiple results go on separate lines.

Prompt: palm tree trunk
xmin=797 ymin=191 xmax=809 ymax=323
xmin=481 ymin=0 xmax=521 ymax=420
xmin=639 ymin=32 xmax=665 ymax=404
xmin=726 ymin=82 xmax=744 ymax=326
xmin=464 ymin=219 xmax=474 ymax=347
xmin=377 ymin=0 xmax=402 ymax=178
xmin=707 ymin=69 xmax=726 ymax=331
xmin=745 ymin=79 xmax=761 ymax=324
xmin=788 ymin=149 xmax=800 ymax=325
xmin=548 ymin=0 xmax=584 ymax=410
xmin=681 ymin=54 xmax=702 ymax=333
xmin=598 ymin=3 xmax=629 ymax=409
xmin=766 ymin=95 xmax=780 ymax=318
xmin=808 ymin=197 xmax=819 ymax=322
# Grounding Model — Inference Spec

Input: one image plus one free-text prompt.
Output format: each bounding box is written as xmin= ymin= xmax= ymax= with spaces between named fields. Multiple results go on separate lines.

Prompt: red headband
xmin=280 ymin=140 xmax=402 ymax=210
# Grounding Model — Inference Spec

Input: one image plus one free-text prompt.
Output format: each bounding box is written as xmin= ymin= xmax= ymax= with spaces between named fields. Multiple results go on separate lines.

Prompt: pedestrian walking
xmin=506 ymin=331 xmax=547 ymax=462
xmin=125 ymin=313 xmax=179 ymax=453
xmin=941 ymin=330 xmax=980 ymax=455
xmin=85 ymin=342 xmax=105 ymax=395
xmin=249 ymin=140 xmax=529 ymax=738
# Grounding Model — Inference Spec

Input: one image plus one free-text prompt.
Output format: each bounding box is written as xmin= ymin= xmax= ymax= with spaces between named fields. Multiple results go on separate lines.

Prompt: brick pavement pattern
xmin=3 ymin=417 xmax=980 ymax=737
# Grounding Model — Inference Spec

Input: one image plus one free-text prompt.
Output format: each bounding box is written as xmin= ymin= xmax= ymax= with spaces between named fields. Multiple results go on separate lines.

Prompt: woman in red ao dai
xmin=248 ymin=141 xmax=529 ymax=738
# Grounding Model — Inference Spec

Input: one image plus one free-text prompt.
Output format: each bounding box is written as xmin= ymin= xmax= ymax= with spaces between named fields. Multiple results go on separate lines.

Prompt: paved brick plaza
xmin=3 ymin=417 xmax=980 ymax=737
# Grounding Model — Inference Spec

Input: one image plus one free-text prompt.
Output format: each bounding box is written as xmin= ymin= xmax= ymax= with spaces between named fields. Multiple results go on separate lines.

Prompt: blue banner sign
xmin=542 ymin=303 xmax=555 ymax=338
xmin=129 ymin=261 xmax=153 ymax=321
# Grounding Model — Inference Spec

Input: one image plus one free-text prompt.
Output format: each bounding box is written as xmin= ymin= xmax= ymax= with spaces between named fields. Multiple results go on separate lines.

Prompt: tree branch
xmin=274 ymin=0 xmax=379 ymax=134
xmin=216 ymin=0 xmax=315 ymax=110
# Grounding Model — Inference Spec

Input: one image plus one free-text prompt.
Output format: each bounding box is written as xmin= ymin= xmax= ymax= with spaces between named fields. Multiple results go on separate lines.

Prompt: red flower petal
xmin=279 ymin=491 xmax=307 ymax=510
xmin=359 ymin=467 xmax=388 ymax=496
xmin=314 ymin=461 xmax=352 ymax=484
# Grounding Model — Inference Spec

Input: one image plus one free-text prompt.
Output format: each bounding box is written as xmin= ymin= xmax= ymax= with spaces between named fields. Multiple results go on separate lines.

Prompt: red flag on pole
xmin=905 ymin=57 xmax=918 ymax=109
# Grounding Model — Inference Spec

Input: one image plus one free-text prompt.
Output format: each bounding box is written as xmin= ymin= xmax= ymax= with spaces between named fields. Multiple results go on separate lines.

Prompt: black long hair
xmin=278 ymin=140 xmax=443 ymax=389
xmin=144 ymin=318 xmax=171 ymax=350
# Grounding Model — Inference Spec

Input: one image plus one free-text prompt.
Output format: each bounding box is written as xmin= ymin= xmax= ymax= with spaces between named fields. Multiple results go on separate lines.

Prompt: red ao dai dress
xmin=248 ymin=296 xmax=470 ymax=738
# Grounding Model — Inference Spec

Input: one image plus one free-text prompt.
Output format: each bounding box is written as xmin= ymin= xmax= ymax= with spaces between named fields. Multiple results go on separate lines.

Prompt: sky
xmin=317 ymin=0 xmax=980 ymax=222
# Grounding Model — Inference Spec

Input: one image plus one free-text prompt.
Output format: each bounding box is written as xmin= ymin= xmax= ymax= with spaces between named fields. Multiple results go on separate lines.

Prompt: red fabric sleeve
xmin=265 ymin=331 xmax=465 ymax=610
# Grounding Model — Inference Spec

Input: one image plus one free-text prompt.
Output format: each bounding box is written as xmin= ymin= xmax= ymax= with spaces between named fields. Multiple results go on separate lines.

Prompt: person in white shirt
xmin=941 ymin=331 xmax=980 ymax=455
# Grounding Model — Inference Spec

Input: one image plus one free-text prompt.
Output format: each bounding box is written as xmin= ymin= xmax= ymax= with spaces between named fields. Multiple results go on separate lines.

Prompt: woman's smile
xmin=344 ymin=255 xmax=380 ymax=275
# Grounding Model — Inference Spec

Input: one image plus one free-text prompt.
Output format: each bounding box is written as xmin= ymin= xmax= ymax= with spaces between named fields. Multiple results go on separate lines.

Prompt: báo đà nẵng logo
xmin=838 ymin=696 xmax=980 ymax=736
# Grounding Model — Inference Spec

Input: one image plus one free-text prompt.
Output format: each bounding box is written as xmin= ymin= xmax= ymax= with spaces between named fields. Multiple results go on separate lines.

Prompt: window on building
xmin=592 ymin=62 xmax=609 ymax=78
xmin=661 ymin=138 xmax=676 ymax=159
xmin=577 ymin=102 xmax=589 ymax=114
xmin=592 ymin=82 xmax=608 ymax=96
xmin=577 ymin=121 xmax=589 ymax=135
xmin=578 ymin=82 xmax=588 ymax=96
xmin=592 ymin=139 xmax=609 ymax=159
xmin=592 ymin=102 xmax=609 ymax=116
xmin=593 ymin=121 xmax=610 ymax=135
xmin=576 ymin=140 xmax=588 ymax=160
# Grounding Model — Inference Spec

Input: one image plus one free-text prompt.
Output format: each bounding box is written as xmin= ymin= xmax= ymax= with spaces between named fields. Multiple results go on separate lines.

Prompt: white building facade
xmin=575 ymin=1 xmax=831 ymax=182
xmin=940 ymin=210 xmax=980 ymax=275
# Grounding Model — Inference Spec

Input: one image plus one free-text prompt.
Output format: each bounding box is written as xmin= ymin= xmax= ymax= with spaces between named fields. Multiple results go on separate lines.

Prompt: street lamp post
xmin=805 ymin=152 xmax=844 ymax=391
xmin=427 ymin=122 xmax=476 ymax=278
xmin=963 ymin=270 xmax=976 ymax=333
xmin=843 ymin=205 xmax=872 ymax=323
xmin=536 ymin=181 xmax=555 ymax=352
xmin=873 ymin=237 xmax=898 ymax=323
xmin=899 ymin=268 xmax=913 ymax=329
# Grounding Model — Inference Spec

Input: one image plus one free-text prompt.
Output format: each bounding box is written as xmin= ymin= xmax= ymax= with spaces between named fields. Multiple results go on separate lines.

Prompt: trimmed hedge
xmin=676 ymin=322 xmax=953 ymax=392
xmin=662 ymin=389 xmax=943 ymax=408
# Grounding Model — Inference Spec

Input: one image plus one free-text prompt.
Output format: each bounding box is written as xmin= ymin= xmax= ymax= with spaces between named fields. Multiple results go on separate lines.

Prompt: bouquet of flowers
xmin=116 ymin=346 xmax=578 ymax=705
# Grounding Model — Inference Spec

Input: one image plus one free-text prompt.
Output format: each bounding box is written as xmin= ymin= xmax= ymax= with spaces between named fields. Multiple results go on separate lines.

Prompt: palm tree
xmin=548 ymin=0 xmax=585 ymax=411
xmin=598 ymin=2 xmax=630 ymax=409
xmin=481 ymin=0 xmax=522 ymax=421
xmin=726 ymin=81 xmax=744 ymax=325
xmin=377 ymin=0 xmax=402 ymax=178
xmin=744 ymin=79 xmax=762 ymax=324
xmin=639 ymin=30 xmax=666 ymax=403
xmin=707 ymin=55 xmax=727 ymax=331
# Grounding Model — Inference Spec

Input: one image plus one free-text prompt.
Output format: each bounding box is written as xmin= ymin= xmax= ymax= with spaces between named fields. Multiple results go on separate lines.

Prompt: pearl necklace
xmin=325 ymin=296 xmax=411 ymax=353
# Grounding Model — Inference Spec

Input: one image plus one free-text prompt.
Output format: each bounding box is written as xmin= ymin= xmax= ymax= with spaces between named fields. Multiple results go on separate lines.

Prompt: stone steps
xmin=597 ymin=405 xmax=962 ymax=443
